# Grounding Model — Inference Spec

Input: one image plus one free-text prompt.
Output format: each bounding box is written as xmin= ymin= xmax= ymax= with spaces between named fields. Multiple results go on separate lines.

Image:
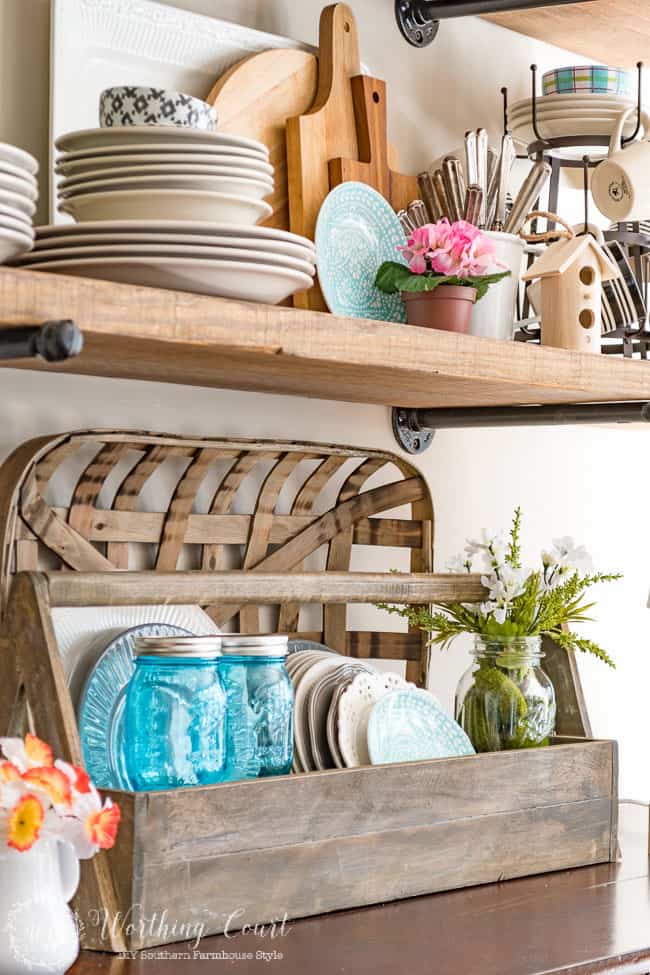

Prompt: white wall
xmin=1 ymin=0 xmax=647 ymax=799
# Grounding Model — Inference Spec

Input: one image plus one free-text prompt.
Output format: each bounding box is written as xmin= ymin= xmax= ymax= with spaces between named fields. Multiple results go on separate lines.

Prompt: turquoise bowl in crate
xmin=542 ymin=65 xmax=633 ymax=97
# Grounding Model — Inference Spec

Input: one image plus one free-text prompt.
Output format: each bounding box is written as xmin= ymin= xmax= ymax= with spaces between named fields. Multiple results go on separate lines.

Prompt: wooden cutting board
xmin=329 ymin=75 xmax=418 ymax=213
xmin=286 ymin=4 xmax=363 ymax=311
xmin=206 ymin=49 xmax=318 ymax=231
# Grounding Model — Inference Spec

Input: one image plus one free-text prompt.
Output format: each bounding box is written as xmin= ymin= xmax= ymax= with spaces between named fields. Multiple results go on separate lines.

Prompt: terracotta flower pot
xmin=402 ymin=285 xmax=477 ymax=332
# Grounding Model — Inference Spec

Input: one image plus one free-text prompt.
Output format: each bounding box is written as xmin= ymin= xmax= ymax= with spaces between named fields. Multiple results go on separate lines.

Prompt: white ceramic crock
xmin=469 ymin=230 xmax=525 ymax=341
xmin=0 ymin=838 xmax=80 ymax=975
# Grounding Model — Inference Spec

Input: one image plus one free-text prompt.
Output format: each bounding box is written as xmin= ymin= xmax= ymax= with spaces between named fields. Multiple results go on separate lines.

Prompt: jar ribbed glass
xmin=124 ymin=637 xmax=226 ymax=791
xmin=455 ymin=636 xmax=556 ymax=752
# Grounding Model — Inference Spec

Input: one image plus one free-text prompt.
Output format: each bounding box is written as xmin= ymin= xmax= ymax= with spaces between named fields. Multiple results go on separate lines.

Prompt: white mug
xmin=591 ymin=107 xmax=650 ymax=222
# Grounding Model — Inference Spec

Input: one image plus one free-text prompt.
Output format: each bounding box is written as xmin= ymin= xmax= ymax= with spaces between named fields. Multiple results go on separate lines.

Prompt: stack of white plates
xmin=0 ymin=142 xmax=38 ymax=263
xmin=15 ymin=221 xmax=316 ymax=304
xmin=54 ymin=126 xmax=274 ymax=225
xmin=509 ymin=94 xmax=636 ymax=159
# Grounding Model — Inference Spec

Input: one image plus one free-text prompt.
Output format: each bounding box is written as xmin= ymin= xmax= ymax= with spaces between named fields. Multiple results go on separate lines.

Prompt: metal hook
xmin=622 ymin=61 xmax=644 ymax=146
xmin=530 ymin=64 xmax=545 ymax=144
xmin=501 ymin=86 xmax=509 ymax=136
xmin=582 ymin=155 xmax=590 ymax=236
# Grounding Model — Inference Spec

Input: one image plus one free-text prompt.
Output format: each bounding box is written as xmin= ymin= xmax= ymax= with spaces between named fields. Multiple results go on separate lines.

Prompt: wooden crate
xmin=0 ymin=431 xmax=614 ymax=952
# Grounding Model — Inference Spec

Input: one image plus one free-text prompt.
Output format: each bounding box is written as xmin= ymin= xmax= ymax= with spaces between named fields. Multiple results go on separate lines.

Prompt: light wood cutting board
xmin=286 ymin=4 xmax=363 ymax=311
xmin=207 ymin=49 xmax=318 ymax=232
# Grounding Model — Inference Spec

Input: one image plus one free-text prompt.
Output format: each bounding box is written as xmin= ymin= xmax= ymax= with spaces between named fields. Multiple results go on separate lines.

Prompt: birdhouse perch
xmin=522 ymin=231 xmax=620 ymax=354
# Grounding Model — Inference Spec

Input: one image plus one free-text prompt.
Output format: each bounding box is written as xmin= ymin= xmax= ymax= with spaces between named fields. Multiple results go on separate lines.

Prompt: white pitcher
xmin=0 ymin=838 xmax=80 ymax=975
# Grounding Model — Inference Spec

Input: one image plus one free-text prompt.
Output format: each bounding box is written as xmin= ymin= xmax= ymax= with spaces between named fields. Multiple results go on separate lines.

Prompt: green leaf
xmin=375 ymin=261 xmax=413 ymax=294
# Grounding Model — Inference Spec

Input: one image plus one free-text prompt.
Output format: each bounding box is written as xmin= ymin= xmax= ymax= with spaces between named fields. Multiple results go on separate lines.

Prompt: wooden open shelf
xmin=483 ymin=1 xmax=647 ymax=68
xmin=1 ymin=266 xmax=650 ymax=408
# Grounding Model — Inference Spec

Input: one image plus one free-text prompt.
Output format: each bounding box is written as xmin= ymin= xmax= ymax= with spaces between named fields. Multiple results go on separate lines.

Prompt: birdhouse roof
xmin=521 ymin=234 xmax=620 ymax=282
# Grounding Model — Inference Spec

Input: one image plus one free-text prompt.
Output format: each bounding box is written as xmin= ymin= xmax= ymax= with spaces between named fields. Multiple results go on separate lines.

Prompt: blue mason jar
xmin=124 ymin=636 xmax=226 ymax=791
xmin=219 ymin=635 xmax=294 ymax=780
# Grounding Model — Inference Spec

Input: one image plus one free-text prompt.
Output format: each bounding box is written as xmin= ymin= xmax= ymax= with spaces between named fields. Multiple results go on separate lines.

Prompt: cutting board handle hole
xmin=373 ymin=91 xmax=380 ymax=103
xmin=344 ymin=20 xmax=350 ymax=31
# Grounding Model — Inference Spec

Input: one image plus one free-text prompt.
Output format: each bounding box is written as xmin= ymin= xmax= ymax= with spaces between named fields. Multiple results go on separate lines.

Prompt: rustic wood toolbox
xmin=0 ymin=430 xmax=618 ymax=952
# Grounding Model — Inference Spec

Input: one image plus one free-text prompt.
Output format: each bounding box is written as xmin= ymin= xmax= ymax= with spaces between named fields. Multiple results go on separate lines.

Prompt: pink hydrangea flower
xmin=397 ymin=219 xmax=498 ymax=278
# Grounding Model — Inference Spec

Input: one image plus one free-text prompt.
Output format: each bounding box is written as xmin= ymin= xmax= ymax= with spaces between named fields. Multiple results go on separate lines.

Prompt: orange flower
xmin=0 ymin=761 xmax=20 ymax=783
xmin=24 ymin=734 xmax=54 ymax=768
xmin=8 ymin=794 xmax=44 ymax=851
xmin=70 ymin=764 xmax=91 ymax=795
xmin=86 ymin=801 xmax=121 ymax=850
xmin=23 ymin=766 xmax=72 ymax=808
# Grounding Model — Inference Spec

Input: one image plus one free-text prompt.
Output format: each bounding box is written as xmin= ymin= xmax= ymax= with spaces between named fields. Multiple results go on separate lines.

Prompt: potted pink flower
xmin=375 ymin=219 xmax=510 ymax=332
xmin=0 ymin=733 xmax=121 ymax=975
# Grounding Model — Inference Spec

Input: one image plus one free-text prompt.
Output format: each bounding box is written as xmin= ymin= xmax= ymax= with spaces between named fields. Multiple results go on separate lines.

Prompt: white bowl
xmin=0 ymin=226 xmax=33 ymax=263
xmin=56 ymin=126 xmax=268 ymax=158
xmin=0 ymin=189 xmax=36 ymax=218
xmin=55 ymin=152 xmax=275 ymax=179
xmin=58 ymin=173 xmax=273 ymax=201
xmin=0 ymin=212 xmax=35 ymax=239
xmin=25 ymin=256 xmax=313 ymax=303
xmin=0 ymin=172 xmax=38 ymax=202
xmin=59 ymin=189 xmax=273 ymax=225
xmin=0 ymin=142 xmax=38 ymax=176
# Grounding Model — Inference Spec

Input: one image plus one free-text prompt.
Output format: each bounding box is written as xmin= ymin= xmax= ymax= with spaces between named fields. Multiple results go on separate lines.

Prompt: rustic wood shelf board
xmin=1 ymin=268 xmax=649 ymax=408
xmin=482 ymin=2 xmax=649 ymax=69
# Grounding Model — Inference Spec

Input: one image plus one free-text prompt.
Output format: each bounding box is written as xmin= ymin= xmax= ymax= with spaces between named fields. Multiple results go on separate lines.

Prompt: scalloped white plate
xmin=337 ymin=671 xmax=414 ymax=768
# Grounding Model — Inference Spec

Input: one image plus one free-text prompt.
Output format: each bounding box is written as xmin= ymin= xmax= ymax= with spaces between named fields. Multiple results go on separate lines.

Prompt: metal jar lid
xmin=220 ymin=634 xmax=289 ymax=658
xmin=134 ymin=636 xmax=222 ymax=658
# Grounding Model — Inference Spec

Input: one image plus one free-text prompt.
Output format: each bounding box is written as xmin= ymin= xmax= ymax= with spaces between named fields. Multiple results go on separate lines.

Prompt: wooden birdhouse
xmin=522 ymin=234 xmax=620 ymax=353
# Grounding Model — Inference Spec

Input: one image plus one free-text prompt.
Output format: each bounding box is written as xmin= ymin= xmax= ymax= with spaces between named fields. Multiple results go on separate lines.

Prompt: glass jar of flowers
xmin=379 ymin=509 xmax=621 ymax=752
xmin=375 ymin=218 xmax=510 ymax=332
xmin=0 ymin=734 xmax=120 ymax=975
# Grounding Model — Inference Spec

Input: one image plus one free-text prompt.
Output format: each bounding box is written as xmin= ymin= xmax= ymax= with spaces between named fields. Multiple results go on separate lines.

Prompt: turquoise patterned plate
xmin=315 ymin=182 xmax=407 ymax=322
xmin=78 ymin=623 xmax=192 ymax=790
xmin=367 ymin=689 xmax=475 ymax=765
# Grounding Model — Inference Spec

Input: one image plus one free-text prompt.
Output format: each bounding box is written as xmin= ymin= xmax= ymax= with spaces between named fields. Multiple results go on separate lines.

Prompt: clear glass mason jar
xmin=219 ymin=635 xmax=294 ymax=781
xmin=124 ymin=636 xmax=226 ymax=791
xmin=455 ymin=636 xmax=556 ymax=752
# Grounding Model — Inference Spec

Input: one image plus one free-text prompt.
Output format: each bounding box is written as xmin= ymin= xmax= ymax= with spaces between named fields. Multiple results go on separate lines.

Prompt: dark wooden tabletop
xmin=70 ymin=801 xmax=650 ymax=975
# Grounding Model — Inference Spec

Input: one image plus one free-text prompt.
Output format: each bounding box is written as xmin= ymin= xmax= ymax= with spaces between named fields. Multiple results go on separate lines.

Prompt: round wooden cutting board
xmin=207 ymin=49 xmax=318 ymax=231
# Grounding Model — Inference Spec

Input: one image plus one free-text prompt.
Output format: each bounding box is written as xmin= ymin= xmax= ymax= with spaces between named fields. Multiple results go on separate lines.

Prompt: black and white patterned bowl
xmin=99 ymin=86 xmax=217 ymax=132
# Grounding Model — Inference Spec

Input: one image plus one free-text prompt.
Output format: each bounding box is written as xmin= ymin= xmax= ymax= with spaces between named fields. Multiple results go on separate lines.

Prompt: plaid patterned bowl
xmin=542 ymin=65 xmax=632 ymax=97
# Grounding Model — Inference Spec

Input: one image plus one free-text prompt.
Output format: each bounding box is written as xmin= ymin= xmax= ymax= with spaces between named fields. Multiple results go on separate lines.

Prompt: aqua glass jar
xmin=124 ymin=636 xmax=226 ymax=791
xmin=219 ymin=635 xmax=294 ymax=781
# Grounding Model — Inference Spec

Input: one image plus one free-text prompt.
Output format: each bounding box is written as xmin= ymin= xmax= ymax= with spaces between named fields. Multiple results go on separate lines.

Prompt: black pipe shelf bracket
xmin=0 ymin=320 xmax=83 ymax=364
xmin=395 ymin=0 xmax=598 ymax=48
xmin=392 ymin=402 xmax=650 ymax=453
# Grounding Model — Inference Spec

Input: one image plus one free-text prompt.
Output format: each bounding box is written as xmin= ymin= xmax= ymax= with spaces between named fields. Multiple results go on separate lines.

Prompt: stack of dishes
xmin=53 ymin=126 xmax=275 ymax=225
xmin=0 ymin=142 xmax=38 ymax=263
xmin=16 ymin=220 xmax=316 ymax=303
xmin=287 ymin=644 xmax=473 ymax=771
xmin=509 ymin=64 xmax=635 ymax=159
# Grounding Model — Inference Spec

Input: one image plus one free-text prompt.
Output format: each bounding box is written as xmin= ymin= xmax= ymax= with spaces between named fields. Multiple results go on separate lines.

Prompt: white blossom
xmin=446 ymin=554 xmax=471 ymax=574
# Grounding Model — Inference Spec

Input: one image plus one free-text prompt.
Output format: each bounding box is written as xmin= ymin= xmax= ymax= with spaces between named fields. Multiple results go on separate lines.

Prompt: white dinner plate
xmin=56 ymin=126 xmax=269 ymax=158
xmin=511 ymin=117 xmax=639 ymax=155
xmin=293 ymin=657 xmax=345 ymax=772
xmin=509 ymin=106 xmax=639 ymax=124
xmin=56 ymin=153 xmax=275 ymax=180
xmin=58 ymin=173 xmax=274 ymax=201
xmin=25 ymin=256 xmax=313 ymax=303
xmin=53 ymin=603 xmax=219 ymax=708
xmin=0 ymin=172 xmax=38 ymax=202
xmin=32 ymin=230 xmax=314 ymax=263
xmin=0 ymin=142 xmax=38 ymax=176
xmin=57 ymin=164 xmax=275 ymax=189
xmin=59 ymin=190 xmax=273 ymax=225
xmin=17 ymin=242 xmax=314 ymax=275
xmin=0 ymin=227 xmax=34 ymax=262
xmin=35 ymin=220 xmax=314 ymax=250
xmin=58 ymin=143 xmax=273 ymax=166
xmin=0 ymin=189 xmax=36 ymax=218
